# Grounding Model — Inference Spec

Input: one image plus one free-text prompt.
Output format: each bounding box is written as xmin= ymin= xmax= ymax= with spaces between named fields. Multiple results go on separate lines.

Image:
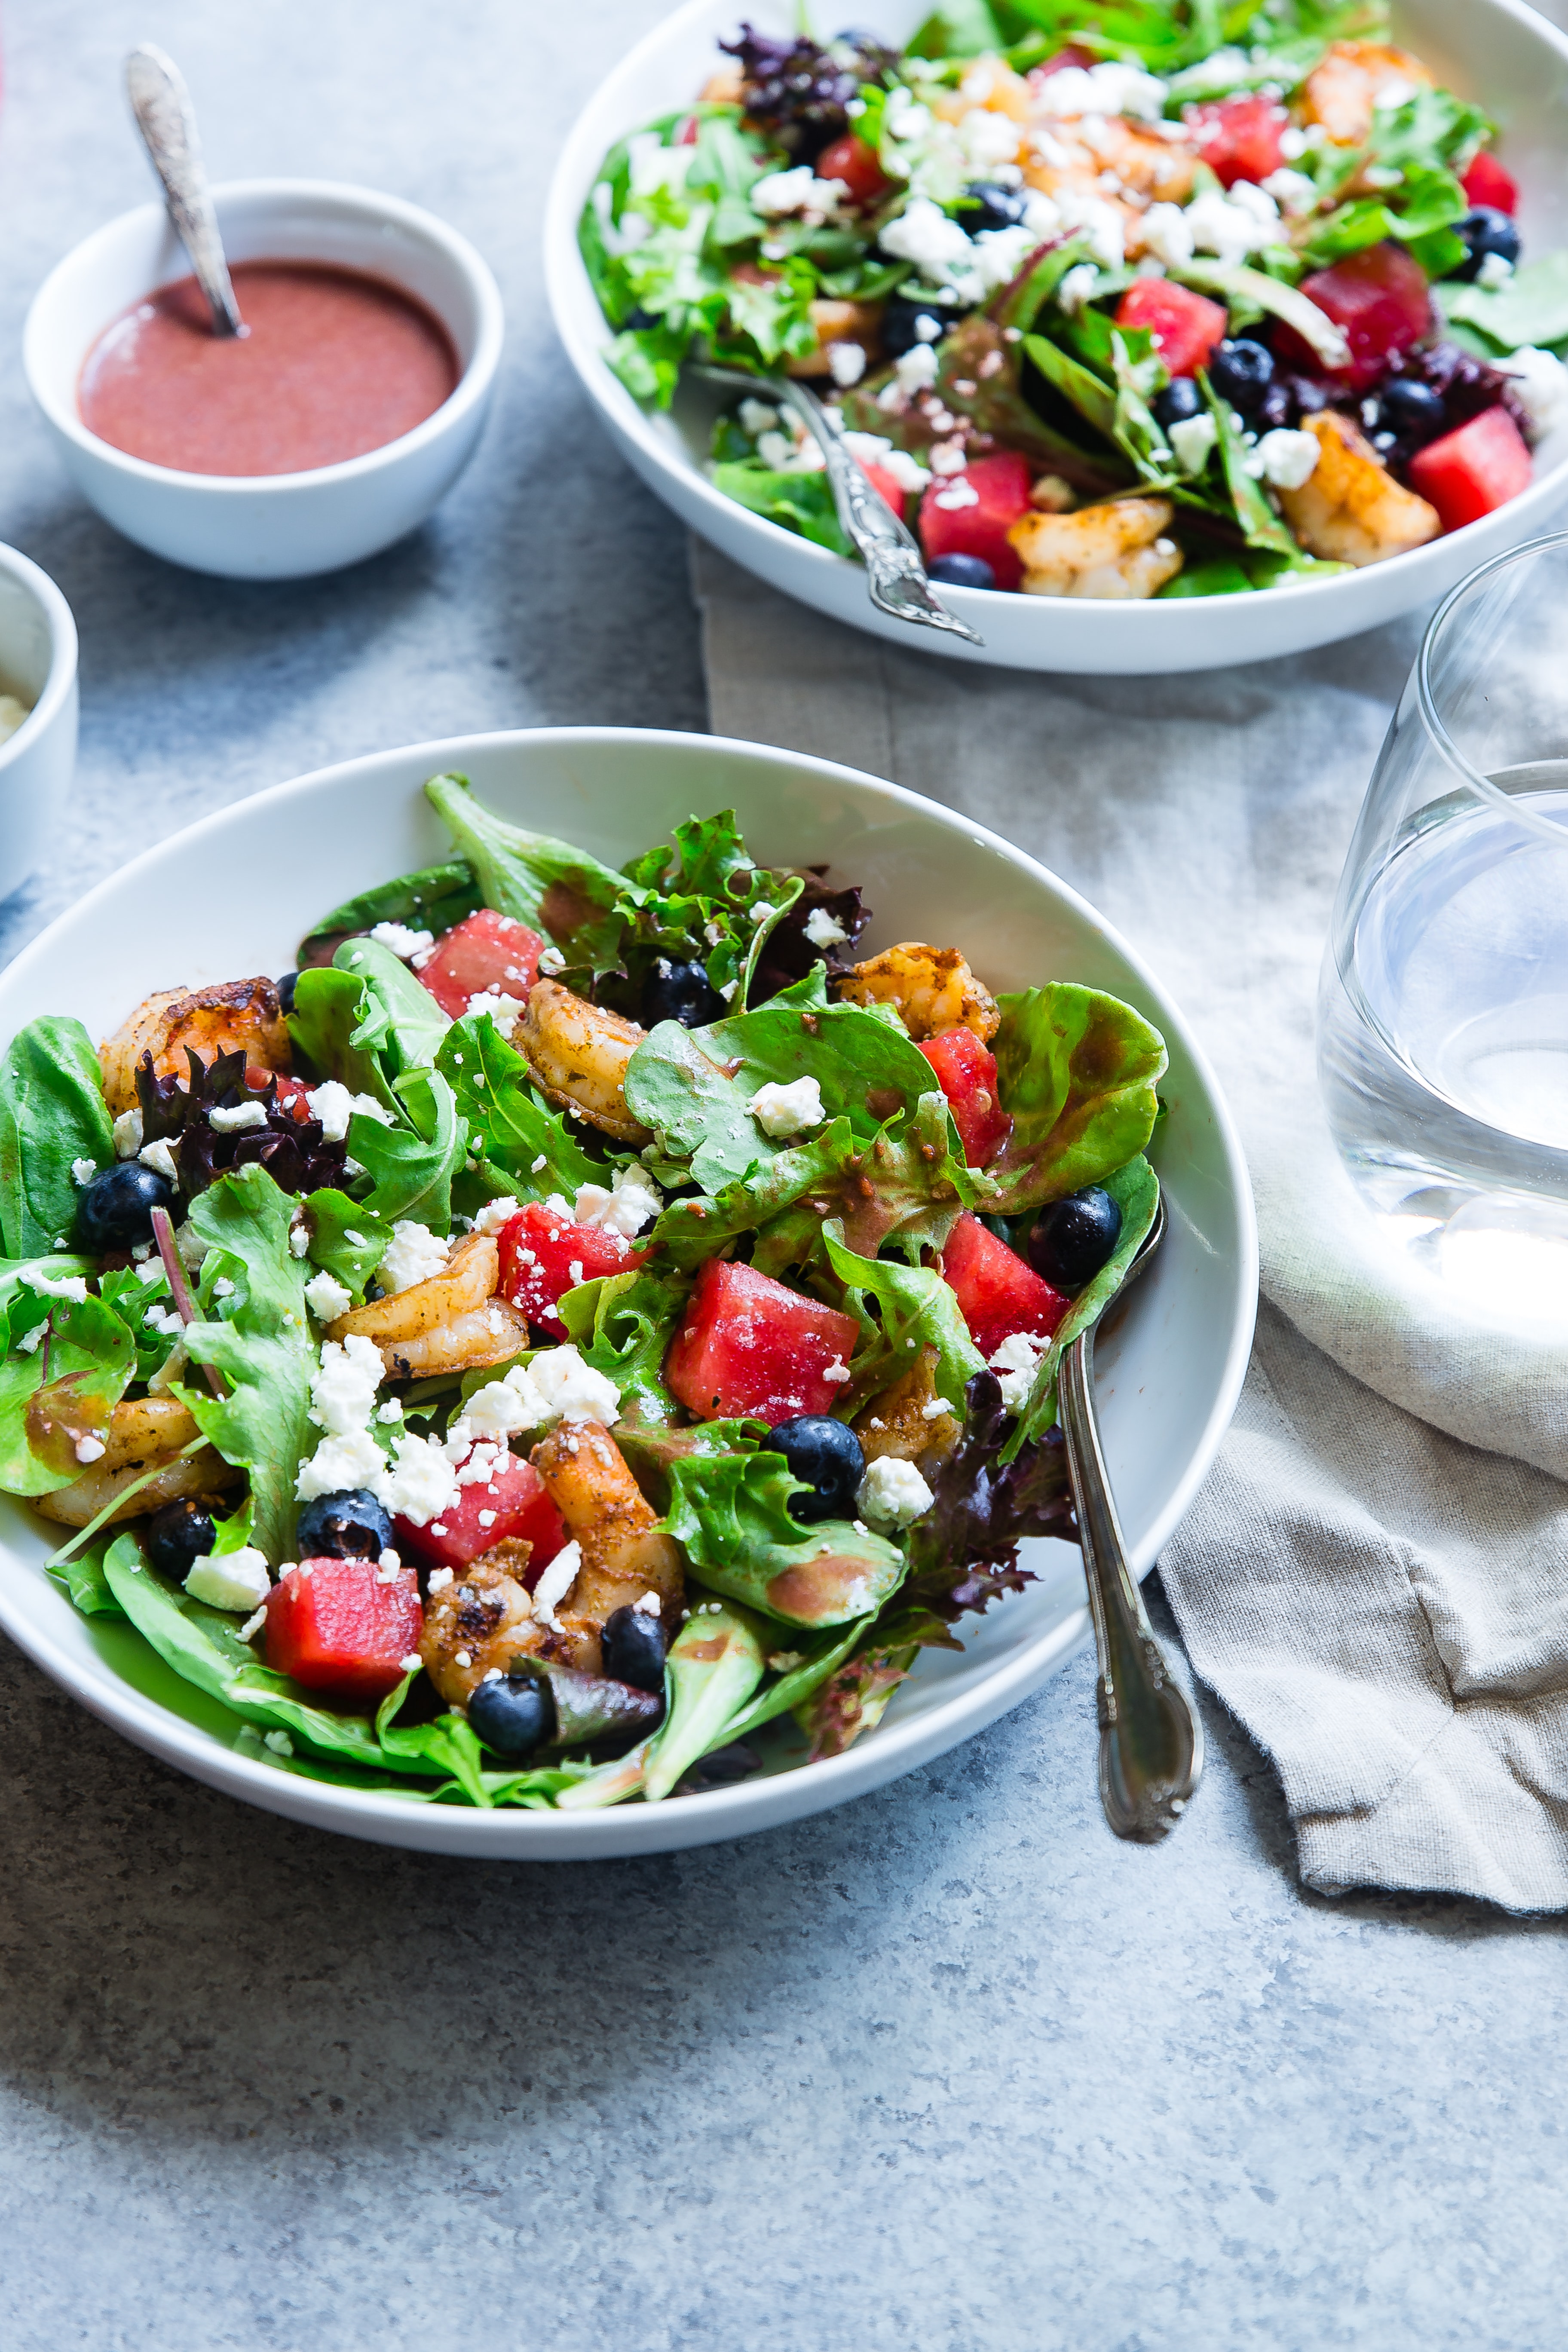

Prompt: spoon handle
xmin=1059 ymin=1323 xmax=1204 ymax=1842
xmin=124 ymin=46 xmax=244 ymax=338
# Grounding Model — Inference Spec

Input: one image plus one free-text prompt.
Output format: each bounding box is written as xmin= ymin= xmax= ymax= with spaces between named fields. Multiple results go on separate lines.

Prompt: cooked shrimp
xmin=839 ymin=942 xmax=1000 ymax=1043
xmin=786 ymin=299 xmax=882 ymax=380
xmin=326 ymin=1231 xmax=527 ymax=1378
xmin=99 ymin=978 xmax=290 ymax=1115
xmin=853 ymin=1345 xmax=961 ymax=1472
xmin=1009 ymin=496 xmax=1183 ymax=599
xmin=530 ymin=1418 xmax=685 ymax=1638
xmin=34 ymin=1398 xmax=237 ymax=1527
xmin=518 ymin=979 xmax=651 ymax=1144
xmin=420 ymin=1544 xmax=538 ymax=1706
xmin=1302 ymin=41 xmax=1432 ymax=146
xmin=1274 ymin=411 xmax=1440 ymax=567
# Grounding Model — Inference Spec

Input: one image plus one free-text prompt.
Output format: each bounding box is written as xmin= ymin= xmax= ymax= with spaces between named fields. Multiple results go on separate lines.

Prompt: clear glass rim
xmin=1416 ymin=528 xmax=1568 ymax=851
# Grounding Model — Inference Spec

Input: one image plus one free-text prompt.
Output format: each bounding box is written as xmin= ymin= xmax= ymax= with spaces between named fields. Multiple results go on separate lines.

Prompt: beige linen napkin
xmin=691 ymin=537 xmax=1568 ymax=1911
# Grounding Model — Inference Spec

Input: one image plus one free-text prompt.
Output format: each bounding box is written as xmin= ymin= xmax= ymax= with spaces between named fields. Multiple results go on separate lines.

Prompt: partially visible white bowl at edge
xmin=0 ymin=544 xmax=78 ymax=906
xmin=544 ymin=0 xmax=1568 ymax=674
xmin=0 ymin=728 xmax=1255 ymax=1857
xmin=24 ymin=179 xmax=505 ymax=581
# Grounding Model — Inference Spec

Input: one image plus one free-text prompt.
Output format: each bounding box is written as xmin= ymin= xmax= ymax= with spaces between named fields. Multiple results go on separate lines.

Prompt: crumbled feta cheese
xmin=531 ymin=1540 xmax=582 ymax=1631
xmin=380 ymin=1220 xmax=451 ymax=1294
xmin=295 ymin=1427 xmax=387 ymax=1504
xmin=175 ymin=1222 xmax=208 ymax=1271
xmin=802 ymin=906 xmax=848 ymax=949
xmin=536 ymin=944 xmax=567 ymax=975
xmin=378 ymin=1428 xmax=460 ymax=1525
xmin=1255 ymin=426 xmax=1320 ymax=489
xmin=880 ymin=195 xmax=976 ymax=288
xmin=1032 ymin=59 xmax=1167 ymax=120
xmin=376 ymin=1400 xmax=404 ymax=1424
xmin=739 ymin=397 xmax=781 ymax=438
xmin=112 ymin=1108 xmax=144 ymax=1159
xmin=530 ymin=1344 xmax=622 ymax=1427
xmin=306 ymin=1079 xmax=393 ymax=1143
xmin=719 ymin=979 xmax=739 ymax=1002
xmin=1056 ymin=262 xmax=1101 ymax=316
xmin=933 ymin=475 xmax=980 ymax=511
xmin=752 ymin=163 xmax=842 ymax=216
xmin=567 ymin=1259 xmax=584 ymax=1286
xmin=826 ymin=340 xmax=866 ymax=389
xmin=920 ymin=1396 xmax=953 ymax=1421
xmin=573 ymin=1166 xmax=663 ymax=1238
xmin=842 ymin=431 xmax=930 ymax=493
xmin=1168 ymin=411 xmax=1218 ymax=474
xmin=748 ymin=1075 xmax=825 ymax=1138
xmin=471 ymin=1194 xmax=521 ymax=1236
xmin=309 ymin=1332 xmax=384 ymax=1435
xmin=1503 ymin=346 xmax=1568 ymax=438
xmin=143 ymin=1304 xmax=184 ymax=1337
xmin=477 ymin=1509 xmax=496 ymax=1528
xmin=462 ymin=1361 xmax=550 ymax=1440
xmin=73 ymin=1432 xmax=106 ymax=1464
xmin=264 ymin=1730 xmax=294 ymax=1758
xmin=369 ymin=920 xmax=435 ymax=959
xmin=466 ymin=988 xmax=528 ymax=1031
xmin=822 ymin=1356 xmax=851 ymax=1385
xmin=972 ymin=222 xmax=1038 ymax=293
xmin=208 ymin=1100 xmax=269 ymax=1133
xmin=428 ymin=1566 xmax=454 ymax=1594
xmin=1185 ymin=184 xmax=1280 ymax=266
xmin=398 ymin=1652 xmax=424 ymax=1675
xmin=1138 ymin=201 xmax=1194 ymax=269
xmin=303 ymin=1269 xmax=352 ymax=1322
xmin=989 ymin=1328 xmax=1051 ymax=1412
xmin=894 ymin=340 xmax=940 ymax=395
xmin=212 ymin=1277 xmax=235 ymax=1298
xmin=288 ymin=1218 xmax=310 ymax=1259
xmin=1260 ymin=166 xmax=1318 ymax=220
xmin=185 ymin=1544 xmax=273 ymax=1612
xmin=239 ymin=1606 xmax=268 ymax=1642
xmin=21 ymin=1268 xmax=89 ymax=1302
xmin=138 ymin=1137 xmax=179 ymax=1183
xmin=1476 ymin=251 xmax=1515 ymax=290
xmin=633 ymin=1590 xmax=662 ymax=1617
xmin=15 ymin=1322 xmax=44 ymax=1354
xmin=70 ymin=1156 xmax=97 ymax=1186
xmin=857 ymin=1454 xmax=935 ymax=1527
xmin=136 ymin=1256 xmax=166 ymax=1285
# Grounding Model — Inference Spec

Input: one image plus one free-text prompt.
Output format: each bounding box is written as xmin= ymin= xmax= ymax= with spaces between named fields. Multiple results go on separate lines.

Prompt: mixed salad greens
xmin=580 ymin=0 xmax=1568 ymax=601
xmin=0 ymin=780 xmax=1166 ymax=1811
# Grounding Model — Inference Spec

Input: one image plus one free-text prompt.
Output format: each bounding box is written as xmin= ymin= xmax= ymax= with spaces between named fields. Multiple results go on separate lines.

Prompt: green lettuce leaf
xmin=435 ymin=1013 xmax=605 ymax=1199
xmin=616 ymin=808 xmax=804 ymax=1009
xmin=425 ymin=772 xmax=634 ymax=977
xmin=300 ymin=859 xmax=480 ymax=962
xmin=301 ymin=1188 xmax=390 ymax=1303
xmin=987 ymin=984 xmax=1165 ymax=1214
xmin=286 ymin=967 xmax=401 ymax=1114
xmin=0 ymin=1017 xmax=116 ymax=1259
xmin=999 ymin=1153 xmax=1162 ymax=1458
xmin=350 ymin=1071 xmax=466 ymax=1231
xmin=1442 ymin=252 xmax=1568 ymax=353
xmin=709 ymin=462 xmax=854 ymax=554
xmin=554 ymin=1268 xmax=689 ymax=1423
xmin=662 ymin=1449 xmax=906 ymax=1628
xmin=332 ymin=937 xmax=450 ymax=1079
xmin=98 ymin=1259 xmax=181 ymax=1383
xmin=823 ymin=1222 xmax=985 ymax=1414
xmin=49 ymin=1532 xmax=126 ymax=1617
xmin=0 ymin=1288 xmax=136 ymax=1495
xmin=643 ymin=1596 xmax=768 ymax=1803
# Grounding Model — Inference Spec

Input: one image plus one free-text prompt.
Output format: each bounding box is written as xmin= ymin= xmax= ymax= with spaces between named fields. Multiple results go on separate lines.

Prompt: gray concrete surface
xmin=0 ymin=5 xmax=1564 ymax=2347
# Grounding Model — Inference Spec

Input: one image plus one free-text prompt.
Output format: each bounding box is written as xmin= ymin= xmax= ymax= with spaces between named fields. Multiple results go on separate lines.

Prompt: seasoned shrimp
xmin=34 ymin=1398 xmax=237 ymax=1527
xmin=786 ymin=299 xmax=882 ymax=380
xmin=1274 ymin=411 xmax=1439 ymax=566
xmin=99 ymin=977 xmax=290 ymax=1115
xmin=1008 ymin=497 xmax=1183 ymax=600
xmin=853 ymin=1345 xmax=961 ymax=1472
xmin=518 ymin=979 xmax=651 ymax=1144
xmin=326 ymin=1231 xmax=528 ymax=1378
xmin=1302 ymin=40 xmax=1432 ymax=146
xmin=839 ymin=942 xmax=999 ymax=1043
xmin=530 ymin=1418 xmax=685 ymax=1656
xmin=420 ymin=1543 xmax=538 ymax=1706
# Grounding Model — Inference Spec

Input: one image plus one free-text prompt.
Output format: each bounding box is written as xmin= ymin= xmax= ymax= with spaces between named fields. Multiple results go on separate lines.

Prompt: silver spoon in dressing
xmin=124 ymin=46 xmax=245 ymax=338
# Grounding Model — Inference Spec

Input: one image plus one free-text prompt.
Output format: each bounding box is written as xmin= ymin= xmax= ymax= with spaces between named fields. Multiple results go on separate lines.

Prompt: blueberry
xmin=1453 ymin=208 xmax=1521 ymax=282
xmin=770 ymin=1414 xmax=865 ymax=1523
xmin=295 ymin=1488 xmax=393 ymax=1561
xmin=468 ymin=1672 xmax=557 ymax=1759
xmin=880 ymin=292 xmax=952 ymax=358
xmin=1026 ymin=1187 xmax=1123 ymax=1292
xmin=276 ymin=970 xmax=299 ymax=1015
xmin=622 ymin=305 xmax=662 ymax=332
xmin=1381 ymin=375 xmax=1447 ymax=437
xmin=144 ymin=1498 xmax=216 ymax=1581
xmin=961 ymin=181 xmax=1027 ymax=233
xmin=642 ymin=956 xmax=726 ymax=1029
xmin=928 ymin=552 xmax=995 ymax=590
xmin=1208 ymin=339 xmax=1274 ymax=413
xmin=1153 ymin=376 xmax=1204 ymax=428
xmin=75 ymin=1161 xmax=175 ymax=1253
xmin=1256 ymin=379 xmax=1295 ymax=432
xmin=601 ymin=1603 xmax=668 ymax=1693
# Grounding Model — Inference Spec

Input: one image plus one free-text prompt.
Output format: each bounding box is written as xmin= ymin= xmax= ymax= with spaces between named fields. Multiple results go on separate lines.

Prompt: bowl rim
xmin=0 ymin=542 xmax=78 ymax=775
xmin=22 ymin=176 xmax=507 ymax=497
xmin=542 ymin=0 xmax=1568 ymax=629
xmin=0 ymin=724 xmax=1258 ymax=1852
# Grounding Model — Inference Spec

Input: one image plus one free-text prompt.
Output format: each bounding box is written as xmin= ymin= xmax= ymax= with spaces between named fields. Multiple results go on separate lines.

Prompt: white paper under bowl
xmin=0 ymin=729 xmax=1256 ymax=1853
xmin=544 ymin=0 xmax=1568 ymax=675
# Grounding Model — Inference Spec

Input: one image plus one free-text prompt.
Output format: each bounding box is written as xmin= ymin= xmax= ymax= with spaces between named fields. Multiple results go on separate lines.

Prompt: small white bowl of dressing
xmin=23 ymin=179 xmax=505 ymax=582
xmin=0 ymin=545 xmax=79 ymax=906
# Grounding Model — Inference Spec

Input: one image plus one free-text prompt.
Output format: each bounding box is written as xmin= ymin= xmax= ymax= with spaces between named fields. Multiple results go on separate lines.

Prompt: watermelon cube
xmin=665 ymin=1258 xmax=861 ymax=1423
xmin=1461 ymin=151 xmax=1517 ymax=215
xmin=859 ymin=458 xmax=910 ymax=521
xmin=263 ymin=1556 xmax=423 ymax=1706
xmin=1407 ymin=406 xmax=1533 ymax=533
xmin=1115 ymin=279 xmax=1228 ymax=380
xmin=919 ymin=451 xmax=1032 ymax=592
xmin=941 ymin=1212 xmax=1069 ymax=1360
xmin=497 ymin=1202 xmax=649 ymax=1338
xmin=916 ymin=1028 xmax=1012 ymax=1167
xmin=1185 ymin=94 xmax=1286 ymax=188
xmin=1284 ymin=243 xmax=1432 ymax=391
xmin=416 ymin=909 xmax=546 ymax=1021
xmin=392 ymin=1446 xmax=568 ymax=1578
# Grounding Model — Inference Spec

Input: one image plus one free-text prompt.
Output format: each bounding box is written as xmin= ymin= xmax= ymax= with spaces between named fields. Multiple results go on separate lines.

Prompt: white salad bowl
xmin=0 ymin=729 xmax=1256 ymax=1855
xmin=544 ymin=0 xmax=1568 ymax=674
xmin=24 ymin=180 xmax=505 ymax=581
xmin=0 ymin=544 xmax=79 ymax=906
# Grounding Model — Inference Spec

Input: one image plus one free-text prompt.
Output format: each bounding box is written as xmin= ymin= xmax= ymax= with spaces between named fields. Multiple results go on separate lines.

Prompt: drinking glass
xmin=1318 ymin=532 xmax=1568 ymax=1318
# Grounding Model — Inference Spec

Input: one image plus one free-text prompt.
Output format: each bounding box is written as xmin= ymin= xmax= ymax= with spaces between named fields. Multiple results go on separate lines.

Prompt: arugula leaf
xmin=299 ymin=859 xmax=480 ymax=963
xmin=555 ymin=1268 xmax=688 ymax=1423
xmin=435 ymin=1012 xmax=605 ymax=1199
xmin=0 ymin=1290 xmax=136 ymax=1495
xmin=425 ymin=773 xmax=635 ymax=977
xmin=176 ymin=1168 xmax=315 ymax=1565
xmin=999 ymin=1153 xmax=1162 ymax=1456
xmin=822 ymin=1222 xmax=985 ymax=1414
xmin=987 ymin=984 xmax=1165 ymax=1214
xmin=662 ymin=1449 xmax=906 ymax=1628
xmin=0 ymin=1017 xmax=116 ymax=1259
xmin=301 ymin=1188 xmax=389 ymax=1302
xmin=1199 ymin=372 xmax=1306 ymax=559
xmin=1442 ymin=252 xmax=1568 ymax=353
xmin=1022 ymin=329 xmax=1119 ymax=441
xmin=350 ymin=1072 xmax=466 ymax=1231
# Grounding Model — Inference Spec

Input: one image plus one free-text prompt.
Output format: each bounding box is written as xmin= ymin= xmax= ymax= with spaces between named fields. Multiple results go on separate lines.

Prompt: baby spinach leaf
xmin=1000 ymin=1153 xmax=1162 ymax=1458
xmin=287 ymin=967 xmax=401 ymax=1113
xmin=0 ymin=1290 xmax=136 ymax=1495
xmin=350 ymin=1071 xmax=466 ymax=1231
xmin=1442 ymin=251 xmax=1568 ymax=353
xmin=332 ymin=937 xmax=450 ymax=1079
xmin=823 ymin=1223 xmax=986 ymax=1414
xmin=425 ymin=773 xmax=634 ymax=976
xmin=435 ymin=1013 xmax=605 ymax=1198
xmin=176 ymin=1168 xmax=315 ymax=1565
xmin=49 ymin=1533 xmax=126 ymax=1618
xmin=300 ymin=859 xmax=480 ymax=963
xmin=662 ymin=1451 xmax=906 ymax=1629
xmin=98 ymin=1260 xmax=181 ymax=1383
xmin=0 ymin=1017 xmax=115 ymax=1260
xmin=555 ymin=1268 xmax=689 ymax=1422
xmin=642 ymin=1596 xmax=767 ymax=1802
xmin=987 ymin=984 xmax=1165 ymax=1214
xmin=710 ymin=463 xmax=854 ymax=555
